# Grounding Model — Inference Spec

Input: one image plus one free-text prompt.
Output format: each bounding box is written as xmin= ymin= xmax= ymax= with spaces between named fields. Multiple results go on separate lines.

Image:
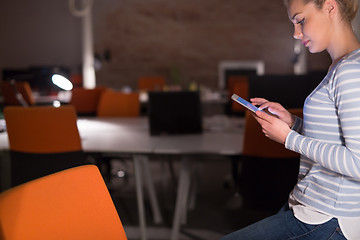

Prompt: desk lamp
xmin=51 ymin=73 xmax=73 ymax=107
xmin=51 ymin=74 xmax=73 ymax=91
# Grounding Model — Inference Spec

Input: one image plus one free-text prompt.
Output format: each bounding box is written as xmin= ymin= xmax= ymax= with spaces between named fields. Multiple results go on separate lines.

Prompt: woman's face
xmin=287 ymin=0 xmax=332 ymax=53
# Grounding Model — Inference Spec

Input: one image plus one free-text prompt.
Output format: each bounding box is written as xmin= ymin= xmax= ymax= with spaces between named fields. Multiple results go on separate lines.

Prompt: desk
xmin=0 ymin=116 xmax=245 ymax=240
xmin=78 ymin=116 xmax=245 ymax=240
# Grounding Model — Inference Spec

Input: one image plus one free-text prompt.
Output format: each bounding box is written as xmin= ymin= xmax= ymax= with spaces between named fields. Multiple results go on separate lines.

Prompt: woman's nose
xmin=293 ymin=25 xmax=303 ymax=40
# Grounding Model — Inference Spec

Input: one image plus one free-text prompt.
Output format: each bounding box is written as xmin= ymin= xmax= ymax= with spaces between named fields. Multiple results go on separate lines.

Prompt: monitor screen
xmin=148 ymin=91 xmax=203 ymax=135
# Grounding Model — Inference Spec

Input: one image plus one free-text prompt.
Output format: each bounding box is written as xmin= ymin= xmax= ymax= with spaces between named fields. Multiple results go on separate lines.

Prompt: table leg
xmin=140 ymin=155 xmax=163 ymax=224
xmin=133 ymin=155 xmax=147 ymax=240
xmin=171 ymin=157 xmax=191 ymax=240
xmin=188 ymin=161 xmax=200 ymax=211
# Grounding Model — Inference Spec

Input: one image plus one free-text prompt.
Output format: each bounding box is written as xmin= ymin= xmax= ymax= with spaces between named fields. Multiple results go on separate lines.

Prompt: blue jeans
xmin=221 ymin=208 xmax=346 ymax=240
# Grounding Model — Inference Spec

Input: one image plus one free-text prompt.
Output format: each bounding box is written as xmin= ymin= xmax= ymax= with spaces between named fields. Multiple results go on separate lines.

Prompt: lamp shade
xmin=52 ymin=74 xmax=73 ymax=91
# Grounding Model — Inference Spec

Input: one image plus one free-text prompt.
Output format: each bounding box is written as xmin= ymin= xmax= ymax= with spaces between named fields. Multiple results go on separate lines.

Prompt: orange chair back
xmin=0 ymin=81 xmax=35 ymax=106
xmin=242 ymin=108 xmax=303 ymax=158
xmin=70 ymin=86 xmax=107 ymax=116
xmin=138 ymin=76 xmax=165 ymax=91
xmin=228 ymin=76 xmax=249 ymax=113
xmin=97 ymin=90 xmax=140 ymax=117
xmin=4 ymin=105 xmax=82 ymax=153
xmin=0 ymin=165 xmax=128 ymax=240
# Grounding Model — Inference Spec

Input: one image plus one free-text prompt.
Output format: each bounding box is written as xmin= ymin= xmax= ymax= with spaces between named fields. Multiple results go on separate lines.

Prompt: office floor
xmin=104 ymin=155 xmax=284 ymax=240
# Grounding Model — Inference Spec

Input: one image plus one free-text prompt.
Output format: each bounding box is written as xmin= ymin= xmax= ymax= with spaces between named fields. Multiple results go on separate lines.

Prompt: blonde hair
xmin=285 ymin=0 xmax=359 ymax=22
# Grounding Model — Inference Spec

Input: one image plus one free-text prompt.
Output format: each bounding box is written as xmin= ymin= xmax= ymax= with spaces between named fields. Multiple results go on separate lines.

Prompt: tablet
xmin=231 ymin=94 xmax=259 ymax=113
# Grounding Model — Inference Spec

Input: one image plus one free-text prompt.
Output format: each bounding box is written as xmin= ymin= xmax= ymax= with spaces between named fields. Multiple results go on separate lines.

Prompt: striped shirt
xmin=285 ymin=48 xmax=360 ymax=238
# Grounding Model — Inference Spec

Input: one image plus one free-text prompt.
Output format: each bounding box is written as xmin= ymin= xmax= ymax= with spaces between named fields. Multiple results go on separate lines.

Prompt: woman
xmin=222 ymin=0 xmax=360 ymax=239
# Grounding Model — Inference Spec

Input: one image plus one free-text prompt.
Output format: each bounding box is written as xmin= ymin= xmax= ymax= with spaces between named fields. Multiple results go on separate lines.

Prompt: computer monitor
xmin=218 ymin=60 xmax=265 ymax=89
xmin=2 ymin=66 xmax=70 ymax=94
xmin=148 ymin=91 xmax=203 ymax=135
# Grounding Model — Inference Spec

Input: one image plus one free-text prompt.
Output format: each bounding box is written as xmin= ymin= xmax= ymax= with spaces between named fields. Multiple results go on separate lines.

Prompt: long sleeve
xmin=286 ymin=61 xmax=360 ymax=179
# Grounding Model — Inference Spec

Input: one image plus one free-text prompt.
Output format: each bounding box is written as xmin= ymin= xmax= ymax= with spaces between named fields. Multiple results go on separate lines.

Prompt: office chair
xmin=0 ymin=80 xmax=35 ymax=106
xmin=138 ymin=76 xmax=166 ymax=91
xmin=231 ymin=108 xmax=303 ymax=211
xmin=242 ymin=108 xmax=302 ymax=158
xmin=96 ymin=89 xmax=140 ymax=186
xmin=69 ymin=86 xmax=107 ymax=116
xmin=0 ymin=165 xmax=128 ymax=240
xmin=4 ymin=105 xmax=86 ymax=187
xmin=97 ymin=89 xmax=140 ymax=117
xmin=228 ymin=76 xmax=249 ymax=114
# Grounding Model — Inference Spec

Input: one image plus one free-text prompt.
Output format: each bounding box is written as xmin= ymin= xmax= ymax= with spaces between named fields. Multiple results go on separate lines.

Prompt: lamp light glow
xmin=51 ymin=74 xmax=73 ymax=91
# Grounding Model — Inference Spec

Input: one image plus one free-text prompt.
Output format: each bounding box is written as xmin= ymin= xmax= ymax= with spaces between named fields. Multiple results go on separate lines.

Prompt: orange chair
xmin=96 ymin=89 xmax=140 ymax=185
xmin=4 ymin=105 xmax=85 ymax=187
xmin=69 ymin=86 xmax=107 ymax=116
xmin=0 ymin=165 xmax=128 ymax=240
xmin=242 ymin=108 xmax=303 ymax=158
xmin=0 ymin=80 xmax=35 ymax=106
xmin=97 ymin=89 xmax=140 ymax=117
xmin=228 ymin=76 xmax=249 ymax=113
xmin=138 ymin=76 xmax=166 ymax=91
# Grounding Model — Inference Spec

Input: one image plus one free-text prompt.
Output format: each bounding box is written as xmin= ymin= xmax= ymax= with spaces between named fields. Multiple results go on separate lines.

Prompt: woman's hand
xmin=250 ymin=98 xmax=295 ymax=128
xmin=254 ymin=110 xmax=292 ymax=144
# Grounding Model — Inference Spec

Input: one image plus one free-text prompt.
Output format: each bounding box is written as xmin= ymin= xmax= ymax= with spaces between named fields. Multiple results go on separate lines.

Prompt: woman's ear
xmin=323 ymin=0 xmax=337 ymax=17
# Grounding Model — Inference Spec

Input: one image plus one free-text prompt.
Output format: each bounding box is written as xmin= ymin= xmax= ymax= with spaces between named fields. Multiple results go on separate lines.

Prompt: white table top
xmin=77 ymin=117 xmax=158 ymax=154
xmin=0 ymin=116 xmax=245 ymax=156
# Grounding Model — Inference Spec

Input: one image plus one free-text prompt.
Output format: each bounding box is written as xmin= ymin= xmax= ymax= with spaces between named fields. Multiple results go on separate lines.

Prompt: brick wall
xmin=94 ymin=0 xmax=331 ymax=90
xmin=0 ymin=0 xmax=333 ymax=90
